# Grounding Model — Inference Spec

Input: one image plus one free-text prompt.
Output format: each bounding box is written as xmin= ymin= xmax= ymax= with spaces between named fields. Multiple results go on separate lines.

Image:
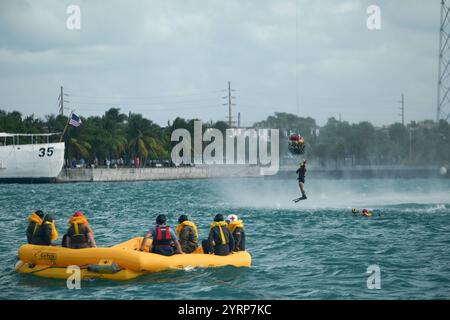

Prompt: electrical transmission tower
xmin=437 ymin=0 xmax=450 ymax=122
xmin=222 ymin=81 xmax=236 ymax=127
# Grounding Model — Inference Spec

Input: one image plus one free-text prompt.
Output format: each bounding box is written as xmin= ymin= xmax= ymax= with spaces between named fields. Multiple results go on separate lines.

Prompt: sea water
xmin=0 ymin=177 xmax=449 ymax=299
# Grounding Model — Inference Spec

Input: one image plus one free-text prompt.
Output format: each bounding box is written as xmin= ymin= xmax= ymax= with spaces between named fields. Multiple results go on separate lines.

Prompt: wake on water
xmin=215 ymin=178 xmax=450 ymax=211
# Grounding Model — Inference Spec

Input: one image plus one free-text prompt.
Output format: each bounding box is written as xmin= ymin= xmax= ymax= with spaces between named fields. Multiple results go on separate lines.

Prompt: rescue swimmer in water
xmin=351 ymin=208 xmax=382 ymax=217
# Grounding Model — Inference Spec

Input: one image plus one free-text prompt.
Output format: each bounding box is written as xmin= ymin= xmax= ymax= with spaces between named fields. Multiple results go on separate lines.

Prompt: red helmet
xmin=73 ymin=211 xmax=84 ymax=217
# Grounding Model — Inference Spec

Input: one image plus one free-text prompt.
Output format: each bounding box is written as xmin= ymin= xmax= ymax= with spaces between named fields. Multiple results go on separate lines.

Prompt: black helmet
xmin=214 ymin=214 xmax=224 ymax=222
xmin=178 ymin=215 xmax=188 ymax=224
xmin=156 ymin=214 xmax=167 ymax=225
xmin=44 ymin=214 xmax=55 ymax=222
xmin=35 ymin=210 xmax=44 ymax=218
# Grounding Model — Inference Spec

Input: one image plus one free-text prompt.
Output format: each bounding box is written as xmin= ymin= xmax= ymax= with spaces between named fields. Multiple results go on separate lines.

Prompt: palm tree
xmin=68 ymin=138 xmax=92 ymax=159
xmin=126 ymin=112 xmax=172 ymax=166
xmin=102 ymin=108 xmax=128 ymax=159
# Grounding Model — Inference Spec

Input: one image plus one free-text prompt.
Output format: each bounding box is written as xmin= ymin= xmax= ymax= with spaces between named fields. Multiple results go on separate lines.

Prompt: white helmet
xmin=227 ymin=214 xmax=238 ymax=222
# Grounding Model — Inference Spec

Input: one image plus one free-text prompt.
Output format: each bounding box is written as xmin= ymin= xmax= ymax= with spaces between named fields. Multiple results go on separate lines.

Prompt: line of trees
xmin=0 ymin=108 xmax=228 ymax=167
xmin=254 ymin=112 xmax=450 ymax=167
xmin=1 ymin=109 xmax=450 ymax=167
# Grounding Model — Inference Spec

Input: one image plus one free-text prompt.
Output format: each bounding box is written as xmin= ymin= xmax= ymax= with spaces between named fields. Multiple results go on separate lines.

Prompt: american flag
xmin=69 ymin=113 xmax=82 ymax=127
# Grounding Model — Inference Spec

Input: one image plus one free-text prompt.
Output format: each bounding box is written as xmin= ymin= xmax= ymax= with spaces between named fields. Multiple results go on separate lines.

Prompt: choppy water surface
xmin=0 ymin=178 xmax=449 ymax=299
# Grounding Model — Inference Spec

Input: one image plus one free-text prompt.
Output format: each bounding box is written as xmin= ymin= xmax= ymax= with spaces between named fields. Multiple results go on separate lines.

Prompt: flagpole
xmin=59 ymin=111 xmax=73 ymax=142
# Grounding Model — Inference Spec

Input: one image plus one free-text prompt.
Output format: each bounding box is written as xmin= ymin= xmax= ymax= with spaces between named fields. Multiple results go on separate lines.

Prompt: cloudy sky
xmin=0 ymin=0 xmax=441 ymax=127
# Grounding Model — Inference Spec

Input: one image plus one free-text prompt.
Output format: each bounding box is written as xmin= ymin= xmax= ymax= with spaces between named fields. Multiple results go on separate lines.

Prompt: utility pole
xmin=59 ymin=86 xmax=64 ymax=116
xmin=238 ymin=112 xmax=241 ymax=127
xmin=58 ymin=86 xmax=69 ymax=116
xmin=222 ymin=81 xmax=236 ymax=127
xmin=398 ymin=93 xmax=405 ymax=125
xmin=409 ymin=126 xmax=414 ymax=161
xmin=409 ymin=122 xmax=417 ymax=161
xmin=228 ymin=81 xmax=232 ymax=127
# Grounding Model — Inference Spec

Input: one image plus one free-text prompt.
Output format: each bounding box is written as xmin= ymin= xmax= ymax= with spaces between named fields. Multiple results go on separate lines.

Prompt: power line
xmin=70 ymin=97 xmax=220 ymax=106
xmin=68 ymin=89 xmax=225 ymax=101
xmin=238 ymin=95 xmax=419 ymax=105
xmin=75 ymin=103 xmax=223 ymax=112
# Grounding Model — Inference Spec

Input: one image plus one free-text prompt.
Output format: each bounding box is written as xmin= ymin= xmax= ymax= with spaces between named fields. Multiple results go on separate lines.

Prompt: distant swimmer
xmin=361 ymin=209 xmax=373 ymax=217
xmin=351 ymin=208 xmax=379 ymax=217
xmin=293 ymin=160 xmax=307 ymax=203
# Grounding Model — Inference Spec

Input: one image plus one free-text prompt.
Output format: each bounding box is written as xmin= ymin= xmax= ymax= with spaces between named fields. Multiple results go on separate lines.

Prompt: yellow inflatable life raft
xmin=15 ymin=237 xmax=251 ymax=281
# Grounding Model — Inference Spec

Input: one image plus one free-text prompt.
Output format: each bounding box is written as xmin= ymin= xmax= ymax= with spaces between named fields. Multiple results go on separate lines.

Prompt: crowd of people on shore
xmin=25 ymin=211 xmax=246 ymax=257
xmin=66 ymin=157 xmax=180 ymax=169
xmin=67 ymin=157 xmax=137 ymax=169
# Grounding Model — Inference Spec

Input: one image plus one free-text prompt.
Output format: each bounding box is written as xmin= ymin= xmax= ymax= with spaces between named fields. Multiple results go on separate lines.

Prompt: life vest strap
xmin=74 ymin=223 xmax=80 ymax=235
xmin=32 ymin=223 xmax=39 ymax=237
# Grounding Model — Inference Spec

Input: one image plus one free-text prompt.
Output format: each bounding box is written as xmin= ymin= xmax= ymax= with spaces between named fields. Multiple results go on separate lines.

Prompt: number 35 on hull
xmin=0 ymin=133 xmax=65 ymax=181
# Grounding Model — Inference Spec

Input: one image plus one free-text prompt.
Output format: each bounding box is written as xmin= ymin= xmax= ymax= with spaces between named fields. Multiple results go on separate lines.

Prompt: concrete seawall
xmin=268 ymin=165 xmax=450 ymax=179
xmin=56 ymin=165 xmax=449 ymax=183
xmin=56 ymin=165 xmax=261 ymax=183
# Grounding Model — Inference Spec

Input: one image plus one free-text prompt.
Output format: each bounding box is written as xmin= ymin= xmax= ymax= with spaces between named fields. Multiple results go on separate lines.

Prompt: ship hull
xmin=0 ymin=142 xmax=65 ymax=182
xmin=0 ymin=177 xmax=57 ymax=183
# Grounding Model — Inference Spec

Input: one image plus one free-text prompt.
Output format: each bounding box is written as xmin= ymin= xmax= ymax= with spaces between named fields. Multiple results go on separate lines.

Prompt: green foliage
xmin=69 ymin=138 xmax=92 ymax=159
xmin=1 ymin=109 xmax=450 ymax=166
xmin=257 ymin=113 xmax=450 ymax=166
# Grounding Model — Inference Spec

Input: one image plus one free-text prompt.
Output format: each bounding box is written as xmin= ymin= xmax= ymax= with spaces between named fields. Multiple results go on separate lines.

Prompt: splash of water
xmin=216 ymin=178 xmax=450 ymax=210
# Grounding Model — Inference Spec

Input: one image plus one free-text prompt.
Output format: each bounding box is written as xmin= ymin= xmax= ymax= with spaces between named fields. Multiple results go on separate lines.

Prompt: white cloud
xmin=0 ymin=0 xmax=442 ymax=126
xmin=334 ymin=1 xmax=358 ymax=14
